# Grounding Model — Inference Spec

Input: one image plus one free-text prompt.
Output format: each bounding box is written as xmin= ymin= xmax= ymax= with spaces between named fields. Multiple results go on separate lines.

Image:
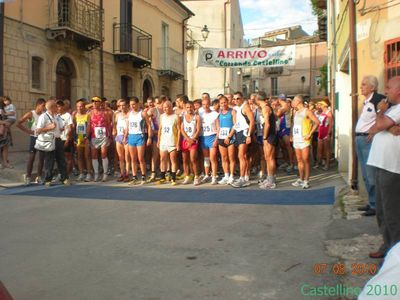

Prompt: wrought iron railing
xmin=158 ymin=47 xmax=183 ymax=75
xmin=113 ymin=23 xmax=152 ymax=62
xmin=48 ymin=0 xmax=103 ymax=42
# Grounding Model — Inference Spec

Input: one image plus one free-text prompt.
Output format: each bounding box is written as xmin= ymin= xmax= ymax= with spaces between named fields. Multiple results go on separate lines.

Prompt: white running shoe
xmin=227 ymin=177 xmax=235 ymax=185
xmin=85 ymin=173 xmax=93 ymax=182
xmin=193 ymin=177 xmax=201 ymax=186
xmin=260 ymin=181 xmax=276 ymax=189
xmin=292 ymin=179 xmax=303 ymax=187
xmin=218 ymin=176 xmax=229 ymax=185
xmin=302 ymin=181 xmax=310 ymax=189
xmin=35 ymin=176 xmax=44 ymax=185
xmin=231 ymin=178 xmax=246 ymax=188
xmin=23 ymin=174 xmax=31 ymax=186
xmin=242 ymin=179 xmax=251 ymax=187
xmin=77 ymin=174 xmax=85 ymax=181
xmin=94 ymin=174 xmax=100 ymax=182
xmin=182 ymin=176 xmax=191 ymax=185
xmin=201 ymin=175 xmax=211 ymax=184
xmin=211 ymin=176 xmax=218 ymax=185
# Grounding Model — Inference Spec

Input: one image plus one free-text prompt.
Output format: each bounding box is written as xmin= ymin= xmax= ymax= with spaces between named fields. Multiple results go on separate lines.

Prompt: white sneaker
xmin=102 ymin=174 xmax=108 ymax=182
xmin=260 ymin=180 xmax=276 ymax=189
xmin=182 ymin=176 xmax=191 ymax=185
xmin=24 ymin=174 xmax=31 ymax=186
xmin=193 ymin=177 xmax=201 ymax=186
xmin=52 ymin=174 xmax=61 ymax=184
xmin=211 ymin=176 xmax=218 ymax=185
xmin=201 ymin=175 xmax=211 ymax=184
xmin=231 ymin=178 xmax=246 ymax=188
xmin=77 ymin=174 xmax=85 ymax=181
xmin=302 ymin=181 xmax=310 ymax=189
xmin=292 ymin=179 xmax=303 ymax=187
xmin=85 ymin=173 xmax=93 ymax=182
xmin=94 ymin=174 xmax=100 ymax=182
xmin=35 ymin=176 xmax=44 ymax=185
xmin=242 ymin=179 xmax=251 ymax=187
xmin=218 ymin=176 xmax=229 ymax=185
xmin=227 ymin=177 xmax=235 ymax=185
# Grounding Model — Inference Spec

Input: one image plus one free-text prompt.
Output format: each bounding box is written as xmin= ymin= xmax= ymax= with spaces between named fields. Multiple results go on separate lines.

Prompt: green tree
xmin=310 ymin=0 xmax=324 ymax=17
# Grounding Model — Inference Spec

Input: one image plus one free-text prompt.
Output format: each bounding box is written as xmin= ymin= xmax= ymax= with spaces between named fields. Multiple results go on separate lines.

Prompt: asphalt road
xmin=0 ymin=183 xmax=341 ymax=300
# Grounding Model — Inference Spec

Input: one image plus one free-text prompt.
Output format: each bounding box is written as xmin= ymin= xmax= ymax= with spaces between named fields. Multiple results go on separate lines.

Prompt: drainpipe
xmin=349 ymin=0 xmax=358 ymax=190
xmin=224 ymin=0 xmax=230 ymax=94
xmin=0 ymin=3 xmax=4 ymax=96
xmin=309 ymin=42 xmax=312 ymax=98
xmin=182 ymin=15 xmax=191 ymax=95
xmin=100 ymin=0 xmax=104 ymax=97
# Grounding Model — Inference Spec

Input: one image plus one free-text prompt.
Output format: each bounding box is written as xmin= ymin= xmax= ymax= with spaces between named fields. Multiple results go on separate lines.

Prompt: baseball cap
xmin=91 ymin=96 xmax=102 ymax=102
xmin=278 ymin=93 xmax=286 ymax=100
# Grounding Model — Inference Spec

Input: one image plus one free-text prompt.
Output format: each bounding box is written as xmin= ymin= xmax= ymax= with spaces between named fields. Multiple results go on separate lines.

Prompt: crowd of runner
xmin=17 ymin=92 xmax=334 ymax=189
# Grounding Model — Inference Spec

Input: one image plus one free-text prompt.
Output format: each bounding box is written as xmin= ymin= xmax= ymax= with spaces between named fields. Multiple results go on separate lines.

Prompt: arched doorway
xmin=56 ymin=57 xmax=75 ymax=100
xmin=142 ymin=79 xmax=153 ymax=103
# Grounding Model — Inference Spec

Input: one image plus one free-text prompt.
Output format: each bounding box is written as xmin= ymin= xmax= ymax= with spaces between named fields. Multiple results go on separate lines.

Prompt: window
xmin=271 ymin=77 xmax=278 ymax=96
xmin=32 ymin=56 xmax=42 ymax=90
xmin=385 ymin=37 xmax=400 ymax=83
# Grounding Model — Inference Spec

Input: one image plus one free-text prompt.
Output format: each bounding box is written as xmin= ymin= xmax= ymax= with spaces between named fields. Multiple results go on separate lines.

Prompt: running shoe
xmin=157 ymin=178 xmax=166 ymax=185
xmin=23 ymin=175 xmax=31 ymax=186
xmin=291 ymin=179 xmax=303 ymax=187
xmin=218 ymin=176 xmax=229 ymax=185
xmin=93 ymin=174 xmax=100 ymax=182
xmin=35 ymin=176 xmax=44 ymax=185
xmin=117 ymin=175 xmax=125 ymax=182
xmin=182 ymin=176 xmax=191 ymax=185
xmin=128 ymin=177 xmax=138 ymax=185
xmin=231 ymin=178 xmax=246 ymax=188
xmin=147 ymin=175 xmax=156 ymax=183
xmin=52 ymin=174 xmax=61 ymax=184
xmin=201 ymin=175 xmax=211 ymax=184
xmin=85 ymin=173 xmax=93 ymax=182
xmin=257 ymin=175 xmax=266 ymax=183
xmin=211 ymin=176 xmax=218 ymax=185
xmin=78 ymin=174 xmax=85 ymax=181
xmin=242 ymin=179 xmax=251 ymax=187
xmin=171 ymin=180 xmax=177 ymax=186
xmin=63 ymin=179 xmax=71 ymax=186
xmin=102 ymin=174 xmax=108 ymax=182
xmin=193 ymin=177 xmax=201 ymax=186
xmin=44 ymin=181 xmax=52 ymax=187
xmin=123 ymin=175 xmax=131 ymax=183
xmin=140 ymin=178 xmax=146 ymax=185
xmin=227 ymin=177 xmax=235 ymax=185
xmin=302 ymin=181 xmax=310 ymax=189
xmin=165 ymin=174 xmax=171 ymax=182
xmin=260 ymin=180 xmax=276 ymax=189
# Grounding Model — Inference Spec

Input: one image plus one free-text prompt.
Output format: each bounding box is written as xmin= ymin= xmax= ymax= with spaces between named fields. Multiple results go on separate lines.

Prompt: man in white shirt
xmin=355 ymin=75 xmax=386 ymax=218
xmin=367 ymin=76 xmax=400 ymax=257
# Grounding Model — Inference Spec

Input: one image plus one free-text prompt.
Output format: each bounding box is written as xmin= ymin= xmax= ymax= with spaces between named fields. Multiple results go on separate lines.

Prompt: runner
xmin=254 ymin=96 xmax=267 ymax=183
xmin=157 ymin=100 xmax=180 ymax=185
xmin=217 ymin=96 xmax=236 ymax=185
xmin=73 ymin=99 xmax=92 ymax=181
xmin=180 ymin=101 xmax=201 ymax=185
xmin=16 ymin=98 xmax=46 ymax=185
xmin=291 ymin=95 xmax=320 ymax=189
xmin=258 ymin=94 xmax=278 ymax=189
xmin=231 ymin=91 xmax=254 ymax=188
xmin=315 ymin=100 xmax=333 ymax=170
xmin=57 ymin=100 xmax=74 ymax=176
xmin=145 ymin=97 xmax=162 ymax=182
xmin=127 ymin=97 xmax=152 ymax=185
xmin=199 ymin=97 xmax=220 ymax=184
xmin=113 ymin=99 xmax=130 ymax=182
xmin=87 ymin=96 xmax=113 ymax=182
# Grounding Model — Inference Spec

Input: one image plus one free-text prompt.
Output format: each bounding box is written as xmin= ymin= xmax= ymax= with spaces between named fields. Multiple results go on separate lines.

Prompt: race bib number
xmin=130 ymin=121 xmax=138 ymax=129
xmin=117 ymin=126 xmax=125 ymax=135
xmin=293 ymin=125 xmax=301 ymax=137
xmin=185 ymin=126 xmax=193 ymax=135
xmin=76 ymin=124 xmax=86 ymax=135
xmin=219 ymin=127 xmax=230 ymax=139
xmin=95 ymin=127 xmax=106 ymax=139
xmin=163 ymin=126 xmax=171 ymax=134
xmin=203 ymin=125 xmax=211 ymax=133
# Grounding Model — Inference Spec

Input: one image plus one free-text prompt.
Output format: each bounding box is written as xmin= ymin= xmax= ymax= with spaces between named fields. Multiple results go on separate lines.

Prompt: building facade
xmin=181 ymin=0 xmax=244 ymax=99
xmin=242 ymin=26 xmax=327 ymax=100
xmin=325 ymin=0 xmax=400 ymax=185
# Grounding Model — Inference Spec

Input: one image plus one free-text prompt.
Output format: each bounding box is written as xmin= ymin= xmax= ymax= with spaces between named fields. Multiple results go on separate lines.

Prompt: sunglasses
xmin=233 ymin=97 xmax=241 ymax=100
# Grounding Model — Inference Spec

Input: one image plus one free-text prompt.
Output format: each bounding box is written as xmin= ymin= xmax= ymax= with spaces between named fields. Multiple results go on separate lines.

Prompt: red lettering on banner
xmin=236 ymin=51 xmax=243 ymax=59
xmin=247 ymin=51 xmax=257 ymax=59
xmin=217 ymin=51 xmax=225 ymax=58
xmin=227 ymin=51 xmax=235 ymax=58
xmin=257 ymin=50 xmax=267 ymax=58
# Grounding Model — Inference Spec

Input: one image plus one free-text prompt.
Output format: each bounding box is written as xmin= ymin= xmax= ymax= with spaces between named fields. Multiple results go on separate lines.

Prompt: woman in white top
xmin=199 ymin=98 xmax=220 ymax=185
xmin=113 ymin=99 xmax=130 ymax=182
xmin=180 ymin=101 xmax=201 ymax=185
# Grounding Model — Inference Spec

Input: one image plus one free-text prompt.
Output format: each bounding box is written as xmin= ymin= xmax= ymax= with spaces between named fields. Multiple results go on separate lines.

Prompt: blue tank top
xmin=219 ymin=109 xmax=233 ymax=128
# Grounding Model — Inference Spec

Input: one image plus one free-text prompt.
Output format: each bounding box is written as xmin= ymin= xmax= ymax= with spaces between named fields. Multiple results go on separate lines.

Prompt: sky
xmin=239 ymin=0 xmax=318 ymax=43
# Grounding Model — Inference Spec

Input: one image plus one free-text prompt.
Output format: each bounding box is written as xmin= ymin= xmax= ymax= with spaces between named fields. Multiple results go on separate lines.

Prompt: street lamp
xmin=186 ymin=25 xmax=210 ymax=49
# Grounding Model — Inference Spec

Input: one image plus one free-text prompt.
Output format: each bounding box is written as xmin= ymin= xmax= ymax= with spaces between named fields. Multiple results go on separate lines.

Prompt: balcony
xmin=158 ymin=47 xmax=184 ymax=80
xmin=113 ymin=23 xmax=152 ymax=69
xmin=46 ymin=0 xmax=103 ymax=51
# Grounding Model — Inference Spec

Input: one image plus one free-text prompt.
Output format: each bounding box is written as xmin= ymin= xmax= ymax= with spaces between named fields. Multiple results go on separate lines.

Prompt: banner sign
xmin=198 ymin=45 xmax=296 ymax=68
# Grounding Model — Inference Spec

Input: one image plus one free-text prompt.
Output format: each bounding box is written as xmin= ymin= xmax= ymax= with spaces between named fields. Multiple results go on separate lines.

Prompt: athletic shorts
xmin=293 ymin=141 xmax=310 ymax=150
xmin=218 ymin=137 xmax=235 ymax=148
xmin=159 ymin=144 xmax=176 ymax=152
xmin=29 ymin=136 xmax=37 ymax=153
xmin=235 ymin=131 xmax=248 ymax=146
xmin=91 ymin=137 xmax=110 ymax=149
xmin=128 ymin=134 xmax=145 ymax=147
xmin=181 ymin=139 xmax=198 ymax=152
xmin=115 ymin=134 xmax=126 ymax=145
xmin=76 ymin=134 xmax=87 ymax=147
xmin=200 ymin=135 xmax=216 ymax=149
xmin=278 ymin=128 xmax=291 ymax=139
xmin=63 ymin=140 xmax=74 ymax=153
xmin=264 ymin=134 xmax=278 ymax=146
xmin=256 ymin=136 xmax=263 ymax=145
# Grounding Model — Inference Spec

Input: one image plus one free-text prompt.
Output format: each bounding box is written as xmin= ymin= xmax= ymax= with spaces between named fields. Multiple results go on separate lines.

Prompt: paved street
xmin=0 ymin=181 xmax=342 ymax=300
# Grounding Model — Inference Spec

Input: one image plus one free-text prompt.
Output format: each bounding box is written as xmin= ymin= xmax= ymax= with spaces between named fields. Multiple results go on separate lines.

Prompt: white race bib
xmin=203 ymin=125 xmax=211 ymax=133
xmin=129 ymin=121 xmax=138 ymax=129
xmin=76 ymin=124 xmax=86 ymax=135
xmin=95 ymin=127 xmax=106 ymax=139
xmin=293 ymin=125 xmax=302 ymax=138
xmin=117 ymin=126 xmax=125 ymax=136
xmin=163 ymin=126 xmax=171 ymax=134
xmin=219 ymin=127 xmax=230 ymax=139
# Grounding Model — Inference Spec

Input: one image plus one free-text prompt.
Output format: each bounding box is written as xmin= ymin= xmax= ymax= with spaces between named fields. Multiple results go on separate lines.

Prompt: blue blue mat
xmin=2 ymin=185 xmax=335 ymax=205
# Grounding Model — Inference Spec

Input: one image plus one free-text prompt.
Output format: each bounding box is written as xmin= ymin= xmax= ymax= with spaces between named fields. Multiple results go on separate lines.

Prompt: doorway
xmin=56 ymin=57 xmax=74 ymax=100
xmin=142 ymin=79 xmax=153 ymax=102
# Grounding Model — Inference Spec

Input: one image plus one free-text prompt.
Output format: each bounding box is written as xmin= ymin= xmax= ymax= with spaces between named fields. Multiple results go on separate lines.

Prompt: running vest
xmin=128 ymin=110 xmax=145 ymax=135
xmin=318 ymin=113 xmax=330 ymax=139
xmin=183 ymin=114 xmax=197 ymax=139
xmin=29 ymin=110 xmax=40 ymax=136
xmin=90 ymin=110 xmax=109 ymax=139
xmin=234 ymin=103 xmax=250 ymax=133
xmin=219 ymin=109 xmax=233 ymax=139
xmin=116 ymin=112 xmax=128 ymax=136
xmin=201 ymin=111 xmax=219 ymax=136
xmin=293 ymin=108 xmax=312 ymax=143
xmin=160 ymin=113 xmax=179 ymax=146
xmin=150 ymin=107 xmax=161 ymax=132
xmin=76 ymin=113 xmax=88 ymax=136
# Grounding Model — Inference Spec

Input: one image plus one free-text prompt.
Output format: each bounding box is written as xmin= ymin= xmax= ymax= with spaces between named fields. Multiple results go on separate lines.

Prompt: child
xmin=0 ymin=97 xmax=16 ymax=137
